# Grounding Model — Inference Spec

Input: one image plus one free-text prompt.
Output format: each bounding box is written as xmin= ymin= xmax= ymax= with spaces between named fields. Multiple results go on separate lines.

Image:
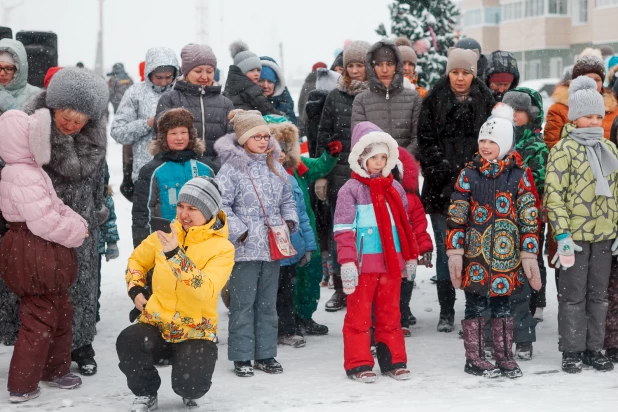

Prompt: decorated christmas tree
xmin=377 ymin=0 xmax=460 ymax=88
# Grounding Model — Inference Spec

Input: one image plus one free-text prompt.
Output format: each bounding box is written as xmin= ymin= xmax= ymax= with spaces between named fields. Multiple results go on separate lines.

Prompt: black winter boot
xmin=436 ymin=281 xmax=455 ymax=333
xmin=606 ymin=347 xmax=618 ymax=363
xmin=582 ymin=350 xmax=614 ymax=372
xmin=562 ymin=352 xmax=583 ymax=374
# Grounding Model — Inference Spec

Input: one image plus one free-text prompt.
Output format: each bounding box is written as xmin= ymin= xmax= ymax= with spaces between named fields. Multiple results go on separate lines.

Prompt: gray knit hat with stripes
xmin=178 ymin=176 xmax=222 ymax=223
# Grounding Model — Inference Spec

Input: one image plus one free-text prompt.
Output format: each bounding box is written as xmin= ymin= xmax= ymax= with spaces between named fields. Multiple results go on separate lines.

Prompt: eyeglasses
xmin=251 ymin=135 xmax=270 ymax=141
xmin=373 ymin=62 xmax=395 ymax=69
xmin=0 ymin=66 xmax=16 ymax=74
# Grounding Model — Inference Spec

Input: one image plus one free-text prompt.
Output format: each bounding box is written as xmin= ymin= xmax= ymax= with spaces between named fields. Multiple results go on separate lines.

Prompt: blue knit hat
xmin=260 ymin=65 xmax=277 ymax=83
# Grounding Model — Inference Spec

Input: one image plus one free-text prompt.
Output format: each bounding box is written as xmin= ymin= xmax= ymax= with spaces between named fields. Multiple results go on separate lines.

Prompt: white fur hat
xmin=478 ymin=103 xmax=515 ymax=160
xmin=348 ymin=121 xmax=399 ymax=177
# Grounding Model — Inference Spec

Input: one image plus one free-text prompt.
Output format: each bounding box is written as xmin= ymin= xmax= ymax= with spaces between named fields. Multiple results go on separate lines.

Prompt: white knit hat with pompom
xmin=478 ymin=103 xmax=515 ymax=160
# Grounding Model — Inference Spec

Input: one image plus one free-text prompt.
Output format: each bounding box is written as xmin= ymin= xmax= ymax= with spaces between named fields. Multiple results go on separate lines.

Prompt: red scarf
xmin=352 ymin=172 xmax=418 ymax=276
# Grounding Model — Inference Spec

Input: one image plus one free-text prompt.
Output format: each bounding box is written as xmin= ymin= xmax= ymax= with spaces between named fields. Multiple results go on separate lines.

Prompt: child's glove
xmin=551 ymin=233 xmax=582 ymax=269
xmin=405 ymin=260 xmax=417 ymax=281
xmin=327 ymin=140 xmax=343 ymax=156
xmin=446 ymin=249 xmax=464 ymax=289
xmin=105 ymin=243 xmax=119 ymax=261
xmin=341 ymin=262 xmax=358 ymax=295
xmin=299 ymin=251 xmax=313 ymax=267
xmin=315 ymin=178 xmax=328 ymax=201
xmin=420 ymin=251 xmax=433 ymax=268
xmin=612 ymin=238 xmax=618 ymax=256
xmin=521 ymin=251 xmax=541 ymax=291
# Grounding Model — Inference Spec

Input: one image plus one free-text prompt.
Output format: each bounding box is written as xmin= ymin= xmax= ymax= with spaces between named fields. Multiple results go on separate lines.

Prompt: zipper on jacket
xmin=488 ymin=171 xmax=496 ymax=298
xmin=200 ymin=87 xmax=206 ymax=145
xmin=386 ymin=87 xmax=390 ymax=100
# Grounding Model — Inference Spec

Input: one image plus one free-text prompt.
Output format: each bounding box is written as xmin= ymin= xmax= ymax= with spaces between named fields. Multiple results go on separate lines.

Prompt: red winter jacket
xmin=398 ymin=147 xmax=433 ymax=254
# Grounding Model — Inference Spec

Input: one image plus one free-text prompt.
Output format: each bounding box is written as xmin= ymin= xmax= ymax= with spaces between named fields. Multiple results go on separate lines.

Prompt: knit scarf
xmin=337 ymin=75 xmax=369 ymax=96
xmin=570 ymin=127 xmax=618 ymax=197
xmin=352 ymin=172 xmax=418 ymax=276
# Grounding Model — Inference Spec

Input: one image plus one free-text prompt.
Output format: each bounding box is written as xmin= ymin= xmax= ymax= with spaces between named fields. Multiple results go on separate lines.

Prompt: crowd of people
xmin=1 ymin=32 xmax=618 ymax=411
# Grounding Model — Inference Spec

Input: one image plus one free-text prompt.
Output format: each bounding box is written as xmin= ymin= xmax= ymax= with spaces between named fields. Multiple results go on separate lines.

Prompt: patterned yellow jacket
xmin=544 ymin=124 xmax=618 ymax=242
xmin=125 ymin=211 xmax=235 ymax=343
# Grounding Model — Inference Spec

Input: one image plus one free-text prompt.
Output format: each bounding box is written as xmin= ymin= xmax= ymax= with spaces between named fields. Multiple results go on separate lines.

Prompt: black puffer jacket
xmin=305 ymin=89 xmax=328 ymax=159
xmin=417 ymin=75 xmax=495 ymax=214
xmin=482 ymin=51 xmax=520 ymax=102
xmin=223 ymin=65 xmax=278 ymax=115
xmin=317 ymin=76 xmax=368 ymax=202
xmin=351 ymin=40 xmax=422 ymax=154
xmin=155 ymin=80 xmax=233 ymax=161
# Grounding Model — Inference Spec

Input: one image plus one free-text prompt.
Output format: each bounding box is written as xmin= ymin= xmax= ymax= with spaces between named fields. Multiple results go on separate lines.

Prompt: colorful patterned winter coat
xmin=126 ymin=215 xmax=234 ymax=343
xmin=544 ymin=124 xmax=618 ymax=242
xmin=214 ymin=133 xmax=298 ymax=261
xmin=446 ymin=153 xmax=539 ymax=297
xmin=512 ymin=88 xmax=549 ymax=197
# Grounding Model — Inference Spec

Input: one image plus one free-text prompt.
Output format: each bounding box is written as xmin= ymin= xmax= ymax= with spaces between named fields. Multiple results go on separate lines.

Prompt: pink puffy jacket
xmin=0 ymin=109 xmax=87 ymax=248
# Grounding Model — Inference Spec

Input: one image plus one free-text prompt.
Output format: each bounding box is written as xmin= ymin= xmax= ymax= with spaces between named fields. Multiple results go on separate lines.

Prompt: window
xmin=548 ymin=0 xmax=568 ymax=14
xmin=525 ymin=0 xmax=545 ymax=16
xmin=550 ymin=57 xmax=563 ymax=78
xmin=597 ymin=0 xmax=618 ymax=7
xmin=463 ymin=8 xmax=483 ymax=26
xmin=503 ymin=1 xmax=524 ymax=20
xmin=573 ymin=0 xmax=588 ymax=23
xmin=485 ymin=7 xmax=502 ymax=24
xmin=527 ymin=60 xmax=542 ymax=80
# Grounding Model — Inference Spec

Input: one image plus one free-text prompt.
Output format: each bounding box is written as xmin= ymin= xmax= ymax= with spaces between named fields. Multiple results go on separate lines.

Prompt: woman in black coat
xmin=417 ymin=47 xmax=495 ymax=333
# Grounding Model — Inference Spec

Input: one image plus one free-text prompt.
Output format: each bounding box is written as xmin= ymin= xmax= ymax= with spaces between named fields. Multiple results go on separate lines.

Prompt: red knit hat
xmin=312 ymin=62 xmax=327 ymax=72
xmin=43 ymin=67 xmax=63 ymax=89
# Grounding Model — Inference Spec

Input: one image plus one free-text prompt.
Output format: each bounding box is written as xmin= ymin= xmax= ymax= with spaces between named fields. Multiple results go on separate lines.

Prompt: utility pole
xmin=0 ymin=0 xmax=25 ymax=27
xmin=195 ymin=0 xmax=209 ymax=45
xmin=94 ymin=0 xmax=104 ymax=76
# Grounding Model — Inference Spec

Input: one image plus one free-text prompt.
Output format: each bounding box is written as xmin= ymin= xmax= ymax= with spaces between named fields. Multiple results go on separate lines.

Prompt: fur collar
xmin=269 ymin=122 xmax=300 ymax=169
xmin=214 ymin=132 xmax=281 ymax=170
xmin=22 ymin=90 xmax=107 ymax=181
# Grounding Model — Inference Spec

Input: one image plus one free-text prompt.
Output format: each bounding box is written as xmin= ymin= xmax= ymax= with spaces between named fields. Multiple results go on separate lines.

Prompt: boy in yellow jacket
xmin=116 ymin=176 xmax=234 ymax=411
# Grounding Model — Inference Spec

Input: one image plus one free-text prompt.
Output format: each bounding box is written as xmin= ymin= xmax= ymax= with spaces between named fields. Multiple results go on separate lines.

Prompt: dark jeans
xmin=531 ymin=223 xmax=547 ymax=310
xmin=429 ymin=214 xmax=449 ymax=282
xmin=277 ymin=265 xmax=297 ymax=336
xmin=117 ymin=323 xmax=217 ymax=399
xmin=465 ymin=292 xmax=510 ymax=320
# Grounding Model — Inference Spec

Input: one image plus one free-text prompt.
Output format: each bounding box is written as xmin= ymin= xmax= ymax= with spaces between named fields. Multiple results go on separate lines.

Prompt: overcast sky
xmin=3 ymin=0 xmax=393 ymax=83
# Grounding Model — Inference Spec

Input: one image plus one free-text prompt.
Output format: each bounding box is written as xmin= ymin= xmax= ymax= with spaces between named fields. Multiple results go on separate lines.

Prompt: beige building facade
xmin=460 ymin=0 xmax=618 ymax=79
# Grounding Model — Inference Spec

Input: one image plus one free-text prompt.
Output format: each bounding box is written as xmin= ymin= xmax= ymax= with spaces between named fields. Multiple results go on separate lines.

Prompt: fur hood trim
xmin=396 ymin=146 xmax=420 ymax=193
xmin=551 ymin=82 xmax=618 ymax=112
xmin=260 ymin=59 xmax=286 ymax=97
xmin=149 ymin=130 xmax=205 ymax=156
xmin=269 ymin=122 xmax=300 ymax=169
xmin=215 ymin=132 xmax=281 ymax=170
xmin=29 ymin=108 xmax=52 ymax=166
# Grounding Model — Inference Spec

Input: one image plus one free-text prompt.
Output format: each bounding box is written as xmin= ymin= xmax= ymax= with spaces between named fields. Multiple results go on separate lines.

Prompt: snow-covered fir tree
xmin=377 ymin=0 xmax=459 ymax=88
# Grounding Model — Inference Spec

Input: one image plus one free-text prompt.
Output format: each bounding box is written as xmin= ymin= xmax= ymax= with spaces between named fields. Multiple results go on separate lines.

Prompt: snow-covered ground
xmin=1 ymin=125 xmax=618 ymax=412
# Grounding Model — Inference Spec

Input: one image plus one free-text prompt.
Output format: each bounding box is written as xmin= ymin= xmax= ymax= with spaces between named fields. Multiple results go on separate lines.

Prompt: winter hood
xmin=144 ymin=47 xmax=180 ymax=92
xmin=269 ymin=121 xmax=301 ymax=169
xmin=0 ymin=109 xmax=51 ymax=166
xmin=214 ymin=132 xmax=281 ymax=170
xmin=0 ymin=38 xmax=30 ymax=95
xmin=348 ymin=121 xmax=399 ymax=178
xmin=509 ymin=87 xmax=545 ymax=130
xmin=396 ymin=146 xmax=420 ymax=193
xmin=260 ymin=56 xmax=286 ymax=97
xmin=365 ymin=40 xmax=404 ymax=94
xmin=483 ymin=50 xmax=520 ymax=90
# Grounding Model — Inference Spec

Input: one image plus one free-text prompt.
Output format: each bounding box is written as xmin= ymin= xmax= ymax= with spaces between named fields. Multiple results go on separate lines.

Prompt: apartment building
xmin=460 ymin=0 xmax=618 ymax=80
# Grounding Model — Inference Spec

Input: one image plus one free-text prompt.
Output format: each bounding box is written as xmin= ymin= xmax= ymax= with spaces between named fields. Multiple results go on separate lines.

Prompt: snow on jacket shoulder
xmin=0 ymin=110 xmax=87 ymax=248
xmin=351 ymin=40 xmax=422 ymax=154
xmin=214 ymin=133 xmax=298 ymax=261
xmin=126 ymin=216 xmax=234 ymax=343
xmin=111 ymin=47 xmax=180 ymax=181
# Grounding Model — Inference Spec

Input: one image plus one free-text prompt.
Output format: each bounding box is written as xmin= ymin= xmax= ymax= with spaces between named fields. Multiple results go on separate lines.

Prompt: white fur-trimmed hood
xmin=348 ymin=123 xmax=399 ymax=178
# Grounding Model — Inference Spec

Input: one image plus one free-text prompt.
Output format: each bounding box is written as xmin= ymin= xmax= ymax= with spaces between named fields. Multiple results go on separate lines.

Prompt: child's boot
xmin=9 ymin=387 xmax=40 ymax=403
xmin=461 ymin=318 xmax=501 ymax=378
xmin=491 ymin=317 xmax=523 ymax=378
xmin=44 ymin=372 xmax=82 ymax=389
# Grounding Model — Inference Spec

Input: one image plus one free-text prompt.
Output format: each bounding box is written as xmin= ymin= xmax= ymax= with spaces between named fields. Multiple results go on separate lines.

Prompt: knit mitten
xmin=521 ymin=252 xmax=541 ymax=291
xmin=341 ymin=262 xmax=358 ymax=295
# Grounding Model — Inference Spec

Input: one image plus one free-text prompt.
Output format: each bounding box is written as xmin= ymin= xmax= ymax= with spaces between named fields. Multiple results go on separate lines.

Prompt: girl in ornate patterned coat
xmin=446 ymin=104 xmax=541 ymax=379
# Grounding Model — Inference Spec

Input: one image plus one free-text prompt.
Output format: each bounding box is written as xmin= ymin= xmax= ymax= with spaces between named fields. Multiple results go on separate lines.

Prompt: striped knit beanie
xmin=178 ymin=176 xmax=222 ymax=223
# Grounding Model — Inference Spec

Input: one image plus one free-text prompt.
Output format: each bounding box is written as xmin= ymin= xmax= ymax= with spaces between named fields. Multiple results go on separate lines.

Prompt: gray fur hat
xmin=229 ymin=41 xmax=262 ymax=74
xmin=46 ymin=68 xmax=109 ymax=119
xmin=503 ymin=90 xmax=540 ymax=120
xmin=568 ymin=75 xmax=605 ymax=121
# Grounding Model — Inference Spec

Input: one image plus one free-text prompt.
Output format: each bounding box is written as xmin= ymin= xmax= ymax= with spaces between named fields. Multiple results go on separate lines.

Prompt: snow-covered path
xmin=1 ymin=131 xmax=617 ymax=412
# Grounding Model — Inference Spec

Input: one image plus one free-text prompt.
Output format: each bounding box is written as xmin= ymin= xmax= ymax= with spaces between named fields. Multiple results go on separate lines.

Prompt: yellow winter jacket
xmin=125 ymin=212 xmax=235 ymax=343
xmin=544 ymin=124 xmax=618 ymax=242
